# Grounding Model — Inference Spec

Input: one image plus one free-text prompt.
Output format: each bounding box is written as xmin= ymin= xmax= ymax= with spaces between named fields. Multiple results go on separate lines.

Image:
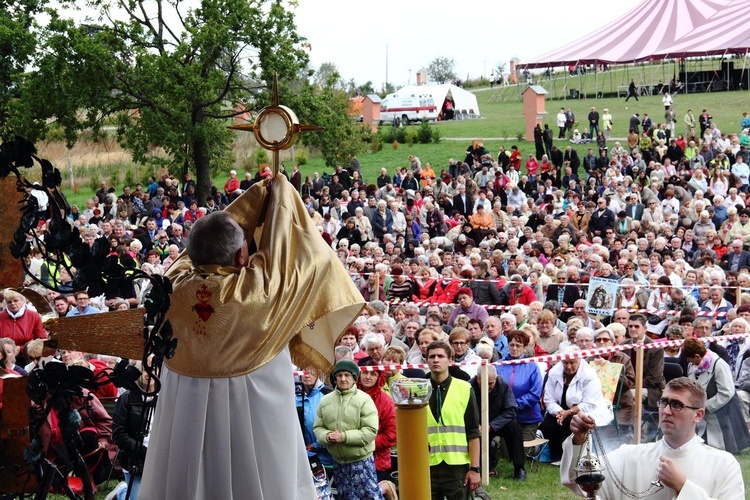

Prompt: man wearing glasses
xmin=588 ymin=197 xmax=615 ymax=238
xmin=642 ymin=199 xmax=664 ymax=233
xmin=546 ymin=271 xmax=580 ymax=308
xmin=561 ymin=377 xmax=745 ymax=499
xmin=624 ymin=314 xmax=665 ymax=409
xmin=66 ymin=291 xmax=101 ymax=317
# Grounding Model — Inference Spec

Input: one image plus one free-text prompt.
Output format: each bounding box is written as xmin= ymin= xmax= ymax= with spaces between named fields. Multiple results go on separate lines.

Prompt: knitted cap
xmin=332 ymin=359 xmax=360 ymax=379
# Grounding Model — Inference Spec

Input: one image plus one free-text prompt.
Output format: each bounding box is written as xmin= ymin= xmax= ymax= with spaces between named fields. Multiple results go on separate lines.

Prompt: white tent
xmin=386 ymin=83 xmax=480 ymax=119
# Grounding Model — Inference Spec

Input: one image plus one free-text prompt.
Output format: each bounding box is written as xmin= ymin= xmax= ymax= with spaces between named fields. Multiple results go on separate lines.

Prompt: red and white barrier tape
xmin=384 ymin=298 xmax=728 ymax=317
xmin=292 ymin=332 xmax=750 ymax=376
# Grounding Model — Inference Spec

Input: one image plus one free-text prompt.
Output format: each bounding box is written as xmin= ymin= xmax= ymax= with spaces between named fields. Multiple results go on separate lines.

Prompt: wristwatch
xmin=469 ymin=466 xmax=481 ymax=473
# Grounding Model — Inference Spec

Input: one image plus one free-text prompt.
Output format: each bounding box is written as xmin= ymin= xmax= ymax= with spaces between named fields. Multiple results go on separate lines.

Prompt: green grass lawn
xmin=292 ymin=85 xmax=750 ymax=189
xmin=54 ymin=83 xmax=750 ymax=210
xmin=48 ymin=447 xmax=750 ymax=499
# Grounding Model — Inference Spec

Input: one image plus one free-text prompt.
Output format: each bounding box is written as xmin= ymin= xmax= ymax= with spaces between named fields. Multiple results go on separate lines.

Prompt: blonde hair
xmin=2 ymin=289 xmax=25 ymax=303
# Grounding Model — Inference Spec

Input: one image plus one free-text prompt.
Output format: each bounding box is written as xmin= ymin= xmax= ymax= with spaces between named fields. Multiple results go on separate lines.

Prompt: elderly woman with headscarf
xmin=314 ymin=360 xmax=386 ymax=500
xmin=539 ymin=346 xmax=612 ymax=462
xmin=683 ymin=338 xmax=750 ymax=453
xmin=357 ymin=360 xmax=397 ymax=498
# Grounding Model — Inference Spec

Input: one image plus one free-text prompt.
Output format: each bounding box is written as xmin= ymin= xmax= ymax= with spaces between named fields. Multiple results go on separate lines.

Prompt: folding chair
xmin=524 ymin=437 xmax=549 ymax=472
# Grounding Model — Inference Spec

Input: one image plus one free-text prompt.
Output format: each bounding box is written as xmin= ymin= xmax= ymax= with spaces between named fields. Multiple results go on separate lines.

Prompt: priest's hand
xmin=570 ymin=413 xmax=596 ymax=445
xmin=657 ymin=456 xmax=686 ymax=494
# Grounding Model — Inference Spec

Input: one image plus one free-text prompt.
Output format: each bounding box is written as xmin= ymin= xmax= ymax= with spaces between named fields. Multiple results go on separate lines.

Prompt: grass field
xmin=47 ymin=81 xmax=750 ymax=211
xmin=48 ymin=447 xmax=750 ymax=499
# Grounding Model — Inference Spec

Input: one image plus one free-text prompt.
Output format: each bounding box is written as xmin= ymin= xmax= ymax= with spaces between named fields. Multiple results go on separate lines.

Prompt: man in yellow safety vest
xmin=426 ymin=340 xmax=481 ymax=499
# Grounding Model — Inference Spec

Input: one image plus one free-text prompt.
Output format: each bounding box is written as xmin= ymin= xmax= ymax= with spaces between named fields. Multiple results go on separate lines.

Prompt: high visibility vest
xmin=427 ymin=379 xmax=471 ymax=466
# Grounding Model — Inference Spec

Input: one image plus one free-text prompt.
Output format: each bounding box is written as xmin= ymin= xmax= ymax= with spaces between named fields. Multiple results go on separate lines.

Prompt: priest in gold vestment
xmin=140 ymin=175 xmax=365 ymax=499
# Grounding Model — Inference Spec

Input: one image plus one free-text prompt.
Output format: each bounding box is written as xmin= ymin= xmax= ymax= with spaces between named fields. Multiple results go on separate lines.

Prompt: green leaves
xmin=4 ymin=0 xmax=309 ymax=203
xmin=427 ymin=57 xmax=457 ymax=85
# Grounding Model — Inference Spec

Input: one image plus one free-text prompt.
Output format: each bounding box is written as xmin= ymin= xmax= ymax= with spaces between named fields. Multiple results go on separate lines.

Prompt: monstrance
xmin=228 ymin=73 xmax=323 ymax=175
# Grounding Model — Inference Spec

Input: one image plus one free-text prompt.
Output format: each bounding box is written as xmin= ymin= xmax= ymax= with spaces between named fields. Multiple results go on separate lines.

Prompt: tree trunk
xmin=193 ymin=136 xmax=212 ymax=206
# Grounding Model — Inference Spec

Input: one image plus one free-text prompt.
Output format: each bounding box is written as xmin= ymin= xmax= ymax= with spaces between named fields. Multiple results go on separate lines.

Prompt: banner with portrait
xmin=585 ymin=277 xmax=619 ymax=317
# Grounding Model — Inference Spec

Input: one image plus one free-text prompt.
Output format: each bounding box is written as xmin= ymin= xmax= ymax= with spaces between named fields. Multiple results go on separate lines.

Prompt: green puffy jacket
xmin=313 ymin=386 xmax=379 ymax=464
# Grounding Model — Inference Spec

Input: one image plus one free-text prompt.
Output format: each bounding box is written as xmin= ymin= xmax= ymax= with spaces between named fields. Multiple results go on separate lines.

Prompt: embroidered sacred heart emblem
xmin=193 ymin=303 xmax=214 ymax=322
xmin=192 ymin=284 xmax=215 ymax=323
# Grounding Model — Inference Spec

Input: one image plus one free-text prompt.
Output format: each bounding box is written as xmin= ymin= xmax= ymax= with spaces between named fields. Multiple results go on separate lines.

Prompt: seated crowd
xmin=4 ymin=107 xmax=750 ymax=496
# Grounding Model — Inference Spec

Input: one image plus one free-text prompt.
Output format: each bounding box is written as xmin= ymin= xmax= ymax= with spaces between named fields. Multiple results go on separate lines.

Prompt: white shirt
xmin=562 ymin=435 xmax=745 ymax=499
xmin=732 ymin=162 xmax=750 ymax=185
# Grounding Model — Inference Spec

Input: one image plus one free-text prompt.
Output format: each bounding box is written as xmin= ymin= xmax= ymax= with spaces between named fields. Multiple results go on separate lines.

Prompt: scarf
xmin=726 ymin=339 xmax=744 ymax=374
xmin=693 ymin=351 xmax=713 ymax=376
xmin=7 ymin=304 xmax=26 ymax=320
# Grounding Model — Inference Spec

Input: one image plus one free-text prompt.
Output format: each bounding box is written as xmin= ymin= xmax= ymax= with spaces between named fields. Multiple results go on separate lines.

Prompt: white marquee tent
xmin=386 ymin=83 xmax=480 ymax=119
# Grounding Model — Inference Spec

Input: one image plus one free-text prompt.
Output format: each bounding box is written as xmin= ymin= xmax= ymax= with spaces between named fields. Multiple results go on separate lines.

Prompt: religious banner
xmin=586 ymin=277 xmax=619 ymax=317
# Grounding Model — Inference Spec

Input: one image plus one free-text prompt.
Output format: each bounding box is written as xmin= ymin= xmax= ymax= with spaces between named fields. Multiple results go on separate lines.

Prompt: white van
xmin=379 ymin=94 xmax=438 ymax=125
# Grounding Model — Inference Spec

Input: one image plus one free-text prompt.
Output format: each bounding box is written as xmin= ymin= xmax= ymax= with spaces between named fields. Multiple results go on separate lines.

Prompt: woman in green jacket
xmin=314 ymin=360 xmax=383 ymax=500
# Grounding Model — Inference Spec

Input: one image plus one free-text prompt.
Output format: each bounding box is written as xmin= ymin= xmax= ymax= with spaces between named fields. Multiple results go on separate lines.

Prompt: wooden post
xmin=480 ymin=363 xmax=489 ymax=485
xmin=633 ymin=347 xmax=645 ymax=444
xmin=0 ymin=177 xmax=25 ymax=287
xmin=374 ymin=272 xmax=380 ymax=302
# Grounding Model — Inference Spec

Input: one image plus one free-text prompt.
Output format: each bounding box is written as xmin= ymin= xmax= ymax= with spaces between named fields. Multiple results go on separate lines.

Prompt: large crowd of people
xmin=3 ymin=100 xmax=750 ymax=498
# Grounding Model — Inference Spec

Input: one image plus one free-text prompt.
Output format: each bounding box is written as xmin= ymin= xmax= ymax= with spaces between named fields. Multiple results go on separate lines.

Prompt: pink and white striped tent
xmin=519 ymin=0 xmax=748 ymax=68
xmin=653 ymin=2 xmax=750 ymax=58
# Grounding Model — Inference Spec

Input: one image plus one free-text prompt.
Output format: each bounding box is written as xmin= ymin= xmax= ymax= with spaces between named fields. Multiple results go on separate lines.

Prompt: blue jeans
xmin=117 ymin=471 xmax=142 ymax=500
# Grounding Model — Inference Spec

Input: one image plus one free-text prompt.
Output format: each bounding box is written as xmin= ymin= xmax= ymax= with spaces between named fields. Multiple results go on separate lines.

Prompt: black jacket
xmin=589 ymin=208 xmax=616 ymax=236
xmin=112 ymin=390 xmax=155 ymax=475
xmin=470 ymin=375 xmax=517 ymax=433
xmin=469 ymin=275 xmax=502 ymax=305
xmin=564 ymin=149 xmax=581 ymax=176
xmin=545 ymin=284 xmax=581 ymax=308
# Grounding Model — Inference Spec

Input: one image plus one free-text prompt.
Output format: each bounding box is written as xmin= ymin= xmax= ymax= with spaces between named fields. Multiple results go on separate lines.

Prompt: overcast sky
xmin=294 ymin=0 xmax=643 ymax=90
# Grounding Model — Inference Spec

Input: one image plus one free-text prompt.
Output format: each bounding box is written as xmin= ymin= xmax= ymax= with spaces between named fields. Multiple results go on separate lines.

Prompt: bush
xmin=108 ymin=169 xmax=120 ymax=190
xmin=431 ymin=127 xmax=441 ymax=144
xmin=241 ymin=156 xmax=253 ymax=170
xmin=405 ymin=128 xmax=417 ymax=146
xmin=382 ymin=125 xmax=406 ymax=144
xmin=295 ymin=148 xmax=308 ymax=165
xmin=417 ymin=120 xmax=432 ymax=144
xmin=370 ymin=135 xmax=383 ymax=153
xmin=124 ymin=168 xmax=136 ymax=188
xmin=88 ymin=171 xmax=101 ymax=193
xmin=252 ymin=148 xmax=269 ymax=169
xmin=416 ymin=120 xmax=441 ymax=144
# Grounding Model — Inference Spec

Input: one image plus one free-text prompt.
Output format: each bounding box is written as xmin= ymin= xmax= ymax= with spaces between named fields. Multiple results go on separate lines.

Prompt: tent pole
xmin=595 ymin=64 xmax=599 ymax=99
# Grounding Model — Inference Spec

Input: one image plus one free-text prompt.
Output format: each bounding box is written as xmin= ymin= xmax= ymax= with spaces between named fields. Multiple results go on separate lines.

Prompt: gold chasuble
xmin=164 ymin=175 xmax=364 ymax=378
